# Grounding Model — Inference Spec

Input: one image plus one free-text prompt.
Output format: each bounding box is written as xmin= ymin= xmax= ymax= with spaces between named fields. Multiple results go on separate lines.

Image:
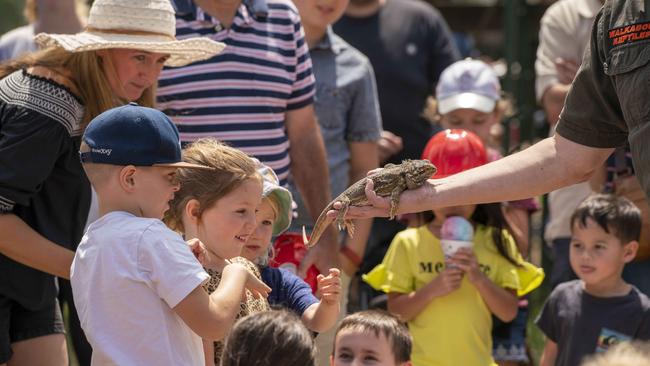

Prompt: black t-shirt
xmin=536 ymin=280 xmax=650 ymax=366
xmin=0 ymin=70 xmax=90 ymax=310
xmin=334 ymin=0 xmax=459 ymax=163
xmin=556 ymin=0 xmax=650 ymax=199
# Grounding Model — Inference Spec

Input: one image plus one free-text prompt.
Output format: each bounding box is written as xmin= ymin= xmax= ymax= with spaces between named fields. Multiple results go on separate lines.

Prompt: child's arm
xmin=450 ymin=248 xmax=518 ymax=322
xmin=540 ymin=339 xmax=558 ymax=366
xmin=301 ymin=268 xmax=341 ymax=332
xmin=202 ymin=340 xmax=214 ymax=366
xmin=174 ymin=262 xmax=271 ymax=341
xmin=386 ymin=267 xmax=464 ymax=321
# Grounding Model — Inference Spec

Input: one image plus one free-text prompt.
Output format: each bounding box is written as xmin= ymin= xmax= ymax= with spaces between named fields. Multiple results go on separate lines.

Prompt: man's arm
xmin=337 ymin=134 xmax=613 ymax=218
xmin=0 ymin=214 xmax=75 ymax=279
xmin=285 ymin=105 xmax=340 ymax=273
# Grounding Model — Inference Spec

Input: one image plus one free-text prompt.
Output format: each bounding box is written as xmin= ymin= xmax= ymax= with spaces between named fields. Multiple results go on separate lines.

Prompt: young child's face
xmin=293 ymin=0 xmax=349 ymax=33
xmin=431 ymin=204 xmax=476 ymax=225
xmin=241 ymin=198 xmax=276 ymax=262
xmin=331 ymin=329 xmax=408 ymax=366
xmin=569 ymin=218 xmax=637 ymax=286
xmin=196 ymin=178 xmax=263 ymax=260
xmin=134 ymin=166 xmax=180 ymax=219
xmin=439 ymin=108 xmax=498 ymax=145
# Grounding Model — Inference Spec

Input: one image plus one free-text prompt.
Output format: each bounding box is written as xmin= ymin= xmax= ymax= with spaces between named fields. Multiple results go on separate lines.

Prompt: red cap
xmin=421 ymin=129 xmax=487 ymax=178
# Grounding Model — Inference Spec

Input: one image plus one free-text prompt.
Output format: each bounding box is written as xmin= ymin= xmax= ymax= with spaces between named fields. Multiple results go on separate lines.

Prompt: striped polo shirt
xmin=158 ymin=0 xmax=316 ymax=184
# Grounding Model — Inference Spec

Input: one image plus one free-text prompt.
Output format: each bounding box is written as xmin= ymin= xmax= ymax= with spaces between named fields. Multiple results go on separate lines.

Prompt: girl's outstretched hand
xmin=316 ymin=268 xmax=342 ymax=306
xmin=449 ymin=247 xmax=485 ymax=285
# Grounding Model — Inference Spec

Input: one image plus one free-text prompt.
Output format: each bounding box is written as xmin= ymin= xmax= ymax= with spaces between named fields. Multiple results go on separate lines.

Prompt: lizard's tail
xmin=302 ymin=212 xmax=334 ymax=248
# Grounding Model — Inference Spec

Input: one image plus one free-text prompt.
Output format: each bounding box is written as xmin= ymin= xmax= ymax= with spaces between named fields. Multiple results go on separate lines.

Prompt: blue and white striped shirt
xmin=158 ymin=0 xmax=316 ymax=184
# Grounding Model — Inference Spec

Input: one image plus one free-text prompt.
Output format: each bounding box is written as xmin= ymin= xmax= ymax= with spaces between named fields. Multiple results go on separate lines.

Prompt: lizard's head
xmin=404 ymin=159 xmax=437 ymax=184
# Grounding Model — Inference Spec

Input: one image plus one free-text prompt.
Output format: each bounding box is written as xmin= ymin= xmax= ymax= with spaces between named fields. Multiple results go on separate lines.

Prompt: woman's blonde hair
xmin=0 ymin=47 xmax=155 ymax=126
xmin=164 ymin=139 xmax=261 ymax=233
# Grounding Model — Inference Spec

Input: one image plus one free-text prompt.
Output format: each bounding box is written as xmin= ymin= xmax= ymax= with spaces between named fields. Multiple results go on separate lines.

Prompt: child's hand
xmin=434 ymin=267 xmax=464 ymax=296
xmin=316 ymin=268 xmax=342 ymax=306
xmin=243 ymin=267 xmax=272 ymax=300
xmin=449 ymin=248 xmax=485 ymax=285
xmin=186 ymin=238 xmax=211 ymax=266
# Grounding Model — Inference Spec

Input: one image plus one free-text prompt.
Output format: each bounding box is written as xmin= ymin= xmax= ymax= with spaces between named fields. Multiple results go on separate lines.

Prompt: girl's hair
xmin=0 ymin=47 xmax=155 ymax=126
xmin=333 ymin=310 xmax=412 ymax=364
xmin=221 ymin=310 xmax=315 ymax=366
xmin=421 ymin=203 xmax=520 ymax=266
xmin=164 ymin=138 xmax=261 ymax=232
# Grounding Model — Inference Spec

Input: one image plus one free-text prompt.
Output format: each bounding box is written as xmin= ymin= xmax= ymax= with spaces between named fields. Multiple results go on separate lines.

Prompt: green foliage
xmin=0 ymin=0 xmax=26 ymax=35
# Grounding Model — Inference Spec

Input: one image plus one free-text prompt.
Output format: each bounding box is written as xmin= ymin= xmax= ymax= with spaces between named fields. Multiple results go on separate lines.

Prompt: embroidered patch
xmin=608 ymin=22 xmax=650 ymax=47
xmin=596 ymin=328 xmax=631 ymax=353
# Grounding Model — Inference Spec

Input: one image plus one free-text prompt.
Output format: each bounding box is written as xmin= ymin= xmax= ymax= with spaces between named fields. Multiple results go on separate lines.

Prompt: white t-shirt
xmin=71 ymin=211 xmax=209 ymax=366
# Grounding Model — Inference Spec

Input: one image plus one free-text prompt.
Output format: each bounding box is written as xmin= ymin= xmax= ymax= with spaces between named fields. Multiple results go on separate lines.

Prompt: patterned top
xmin=202 ymin=257 xmax=270 ymax=364
xmin=158 ymin=0 xmax=316 ymax=185
xmin=0 ymin=70 xmax=90 ymax=309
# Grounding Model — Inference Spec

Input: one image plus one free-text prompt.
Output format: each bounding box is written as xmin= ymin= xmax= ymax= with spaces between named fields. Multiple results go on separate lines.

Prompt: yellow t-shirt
xmin=363 ymin=225 xmax=543 ymax=366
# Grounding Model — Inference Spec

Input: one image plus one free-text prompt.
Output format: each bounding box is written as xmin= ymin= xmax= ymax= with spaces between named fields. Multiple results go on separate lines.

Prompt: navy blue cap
xmin=80 ymin=103 xmax=210 ymax=169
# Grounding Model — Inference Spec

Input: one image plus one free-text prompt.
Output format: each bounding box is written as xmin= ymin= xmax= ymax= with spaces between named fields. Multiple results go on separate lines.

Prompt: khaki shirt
xmin=557 ymin=0 xmax=650 ymax=199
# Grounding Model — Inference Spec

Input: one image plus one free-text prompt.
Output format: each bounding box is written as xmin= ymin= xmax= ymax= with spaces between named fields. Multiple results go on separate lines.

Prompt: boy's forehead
xmin=571 ymin=218 xmax=621 ymax=242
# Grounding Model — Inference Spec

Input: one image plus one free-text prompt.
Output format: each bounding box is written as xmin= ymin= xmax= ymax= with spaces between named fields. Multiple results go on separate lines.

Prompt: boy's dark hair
xmin=570 ymin=194 xmax=641 ymax=243
xmin=221 ymin=310 xmax=315 ymax=366
xmin=333 ymin=310 xmax=412 ymax=363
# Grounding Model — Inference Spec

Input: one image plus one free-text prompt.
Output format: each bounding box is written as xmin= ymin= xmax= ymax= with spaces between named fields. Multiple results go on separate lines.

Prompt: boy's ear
xmin=118 ymin=165 xmax=138 ymax=192
xmin=623 ymin=240 xmax=639 ymax=263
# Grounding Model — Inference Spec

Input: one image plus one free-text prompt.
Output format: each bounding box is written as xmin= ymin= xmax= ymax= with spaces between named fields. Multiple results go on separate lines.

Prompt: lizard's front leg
xmin=388 ymin=180 xmax=407 ymax=220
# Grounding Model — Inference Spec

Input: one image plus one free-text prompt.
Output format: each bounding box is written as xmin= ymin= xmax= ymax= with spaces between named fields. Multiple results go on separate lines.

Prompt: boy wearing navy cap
xmin=71 ymin=104 xmax=271 ymax=365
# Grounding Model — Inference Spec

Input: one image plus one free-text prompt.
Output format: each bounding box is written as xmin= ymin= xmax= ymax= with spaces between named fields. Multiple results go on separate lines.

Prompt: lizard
xmin=302 ymin=159 xmax=436 ymax=248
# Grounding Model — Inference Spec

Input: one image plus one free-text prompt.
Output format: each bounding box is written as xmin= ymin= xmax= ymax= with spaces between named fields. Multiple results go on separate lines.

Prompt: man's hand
xmin=315 ymin=268 xmax=342 ymax=305
xmin=378 ymin=130 xmax=403 ymax=164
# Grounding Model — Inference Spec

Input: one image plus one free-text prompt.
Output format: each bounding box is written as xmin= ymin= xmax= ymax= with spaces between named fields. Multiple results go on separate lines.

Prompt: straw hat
xmin=34 ymin=0 xmax=225 ymax=67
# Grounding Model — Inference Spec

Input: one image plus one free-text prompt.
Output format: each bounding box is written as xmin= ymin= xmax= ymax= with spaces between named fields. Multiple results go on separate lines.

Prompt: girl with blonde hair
xmin=0 ymin=1 xmax=222 ymax=365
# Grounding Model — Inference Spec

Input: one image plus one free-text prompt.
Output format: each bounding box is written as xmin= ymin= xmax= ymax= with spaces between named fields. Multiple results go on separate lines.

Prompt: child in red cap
xmin=364 ymin=129 xmax=543 ymax=366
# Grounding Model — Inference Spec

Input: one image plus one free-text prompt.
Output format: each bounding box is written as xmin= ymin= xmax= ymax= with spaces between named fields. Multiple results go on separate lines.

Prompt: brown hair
xmin=571 ymin=194 xmax=642 ymax=244
xmin=221 ymin=310 xmax=315 ymax=366
xmin=333 ymin=310 xmax=412 ymax=364
xmin=0 ymin=47 xmax=155 ymax=126
xmin=164 ymin=138 xmax=260 ymax=232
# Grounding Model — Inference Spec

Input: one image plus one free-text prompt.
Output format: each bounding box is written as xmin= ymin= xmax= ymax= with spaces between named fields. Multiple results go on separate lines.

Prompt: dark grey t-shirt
xmin=334 ymin=0 xmax=459 ymax=163
xmin=556 ymin=0 xmax=650 ymax=199
xmin=536 ymin=280 xmax=650 ymax=366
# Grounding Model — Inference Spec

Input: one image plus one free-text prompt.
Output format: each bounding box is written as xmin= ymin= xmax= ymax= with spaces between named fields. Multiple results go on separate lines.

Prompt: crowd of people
xmin=1 ymin=0 xmax=649 ymax=365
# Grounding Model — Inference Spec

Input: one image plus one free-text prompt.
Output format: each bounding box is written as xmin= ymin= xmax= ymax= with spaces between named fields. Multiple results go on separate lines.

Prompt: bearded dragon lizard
xmin=303 ymin=159 xmax=436 ymax=248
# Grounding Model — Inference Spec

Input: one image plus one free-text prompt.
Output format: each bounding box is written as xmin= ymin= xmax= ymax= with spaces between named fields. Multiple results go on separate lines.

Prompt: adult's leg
xmin=8 ymin=298 xmax=67 ymax=366
xmin=9 ymin=334 xmax=67 ymax=366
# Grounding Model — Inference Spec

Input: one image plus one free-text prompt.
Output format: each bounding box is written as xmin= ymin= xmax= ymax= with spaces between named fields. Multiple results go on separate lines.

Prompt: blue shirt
xmin=261 ymin=266 xmax=318 ymax=316
xmin=289 ymin=29 xmax=382 ymax=231
xmin=158 ymin=0 xmax=316 ymax=185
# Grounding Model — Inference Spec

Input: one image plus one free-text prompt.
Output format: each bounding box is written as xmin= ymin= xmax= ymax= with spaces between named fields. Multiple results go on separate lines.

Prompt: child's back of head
xmin=332 ymin=310 xmax=412 ymax=366
xmin=221 ymin=309 xmax=315 ymax=366
xmin=80 ymin=103 xmax=210 ymax=218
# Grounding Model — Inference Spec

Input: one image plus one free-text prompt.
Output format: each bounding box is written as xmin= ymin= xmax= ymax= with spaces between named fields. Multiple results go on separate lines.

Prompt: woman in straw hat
xmin=0 ymin=1 xmax=224 ymax=365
